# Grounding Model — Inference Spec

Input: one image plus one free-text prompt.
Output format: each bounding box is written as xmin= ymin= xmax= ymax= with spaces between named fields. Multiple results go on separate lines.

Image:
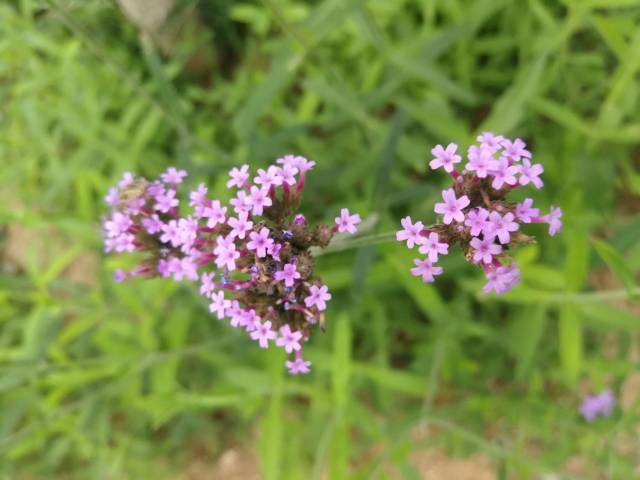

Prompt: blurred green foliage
xmin=1 ymin=0 xmax=640 ymax=478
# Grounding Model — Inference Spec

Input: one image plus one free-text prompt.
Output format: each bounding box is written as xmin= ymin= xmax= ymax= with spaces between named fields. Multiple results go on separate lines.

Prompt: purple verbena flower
xmin=267 ymin=242 xmax=282 ymax=261
xmin=544 ymin=206 xmax=563 ymax=236
xmin=230 ymin=190 xmax=252 ymax=214
xmin=470 ymin=236 xmax=502 ymax=264
xmin=242 ymin=309 xmax=261 ymax=332
xmin=200 ymin=272 xmax=216 ymax=296
xmin=483 ymin=264 xmax=520 ymax=294
xmin=418 ymin=232 xmax=449 ymax=262
xmin=486 ymin=211 xmax=519 ymax=244
xmin=142 ymin=214 xmax=163 ymax=234
xmin=104 ymin=212 xmax=132 ymax=238
xmin=276 ymin=325 xmax=303 ymax=353
xmin=279 ymin=163 xmax=298 ymax=186
xmin=279 ymin=154 xmax=315 ymax=174
xmin=464 ymin=208 xmax=489 ymax=237
xmin=304 ymin=284 xmax=331 ymax=311
xmin=396 ymin=216 xmax=426 ymax=248
xmin=250 ymin=320 xmax=277 ymax=348
xmin=105 ymin=187 xmax=120 ymax=206
xmin=105 ymin=157 xmax=379 ymax=374
xmin=161 ymin=166 xmax=187 ymax=185
xmin=214 ymin=235 xmax=240 ymax=271
xmin=501 ymin=138 xmax=531 ymax=162
xmin=286 ymin=354 xmax=311 ymax=375
xmin=203 ymin=200 xmax=227 ymax=228
xmin=434 ymin=188 xmax=470 ymax=224
xmin=335 ymin=208 xmax=362 ymax=234
xmin=228 ymin=211 xmax=253 ymax=240
xmin=118 ymin=172 xmax=134 ymax=189
xmin=398 ymin=134 xmax=559 ymax=296
xmin=114 ymin=268 xmax=127 ymax=283
xmin=580 ymin=389 xmax=615 ymax=422
xmin=229 ymin=302 xmax=247 ymax=328
xmin=477 ymin=132 xmax=504 ymax=152
xmin=248 ymin=185 xmax=273 ymax=216
xmin=254 ymin=166 xmax=283 ymax=188
xmin=154 ymin=189 xmax=179 ymax=213
xmin=517 ymin=159 xmax=544 ymax=189
xmin=247 ymin=227 xmax=273 ymax=258
xmin=274 ymin=263 xmax=301 ymax=287
xmin=490 ymin=157 xmax=519 ymax=189
xmin=410 ymin=258 xmax=443 ymax=283
xmin=113 ymin=233 xmax=136 ymax=253
xmin=125 ymin=197 xmax=146 ymax=216
xmin=179 ymin=256 xmax=199 ymax=281
xmin=189 ymin=183 xmax=208 ymax=207
xmin=466 ymin=146 xmax=498 ymax=178
xmin=227 ymin=165 xmax=250 ymax=189
xmin=160 ymin=219 xmax=183 ymax=247
xmin=209 ymin=290 xmax=230 ymax=319
xmin=514 ymin=198 xmax=540 ymax=223
xmin=429 ymin=143 xmax=462 ymax=173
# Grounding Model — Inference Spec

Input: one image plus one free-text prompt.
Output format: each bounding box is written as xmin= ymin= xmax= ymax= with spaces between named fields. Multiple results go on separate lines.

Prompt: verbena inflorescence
xmin=396 ymin=132 xmax=563 ymax=295
xmin=580 ymin=390 xmax=615 ymax=422
xmin=102 ymin=156 xmax=361 ymax=375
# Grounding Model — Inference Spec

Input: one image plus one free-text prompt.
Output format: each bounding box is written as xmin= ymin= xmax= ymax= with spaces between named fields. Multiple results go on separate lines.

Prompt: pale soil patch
xmin=178 ymin=445 xmax=497 ymax=480
xmin=409 ymin=448 xmax=495 ymax=480
xmin=2 ymin=223 xmax=98 ymax=287
xmin=175 ymin=448 xmax=260 ymax=480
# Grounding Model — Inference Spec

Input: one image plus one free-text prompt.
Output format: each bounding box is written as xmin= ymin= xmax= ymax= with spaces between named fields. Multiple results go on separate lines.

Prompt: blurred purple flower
xmin=580 ymin=389 xmax=615 ymax=422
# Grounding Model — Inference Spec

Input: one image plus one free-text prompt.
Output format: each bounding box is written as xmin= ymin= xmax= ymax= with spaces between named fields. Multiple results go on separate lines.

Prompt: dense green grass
xmin=1 ymin=0 xmax=640 ymax=478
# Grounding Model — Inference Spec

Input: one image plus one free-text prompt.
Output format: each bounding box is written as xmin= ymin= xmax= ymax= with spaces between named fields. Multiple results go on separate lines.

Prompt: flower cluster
xmin=103 ymin=157 xmax=361 ymax=374
xmin=397 ymin=133 xmax=562 ymax=294
xmin=580 ymin=389 xmax=615 ymax=422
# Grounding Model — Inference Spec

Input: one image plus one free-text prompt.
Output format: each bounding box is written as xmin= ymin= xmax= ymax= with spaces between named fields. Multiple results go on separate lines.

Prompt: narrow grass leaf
xmin=479 ymin=53 xmax=548 ymax=134
xmin=578 ymin=303 xmax=640 ymax=331
xmin=507 ymin=306 xmax=548 ymax=379
xmin=593 ymin=239 xmax=636 ymax=296
xmin=259 ymin=347 xmax=285 ymax=480
xmin=234 ymin=47 xmax=301 ymax=140
xmin=330 ymin=313 xmax=352 ymax=480
xmin=558 ymin=304 xmax=582 ymax=385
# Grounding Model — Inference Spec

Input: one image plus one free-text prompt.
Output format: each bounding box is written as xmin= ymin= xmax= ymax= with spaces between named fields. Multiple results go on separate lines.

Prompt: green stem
xmin=536 ymin=288 xmax=640 ymax=303
xmin=311 ymin=231 xmax=397 ymax=256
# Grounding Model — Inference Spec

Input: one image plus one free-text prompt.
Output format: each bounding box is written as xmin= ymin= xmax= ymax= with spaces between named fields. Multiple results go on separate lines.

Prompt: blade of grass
xmin=559 ymin=304 xmax=582 ymax=385
xmin=259 ymin=347 xmax=285 ymax=480
xmin=593 ymin=239 xmax=637 ymax=296
xmin=329 ymin=313 xmax=352 ymax=480
xmin=508 ymin=306 xmax=548 ymax=379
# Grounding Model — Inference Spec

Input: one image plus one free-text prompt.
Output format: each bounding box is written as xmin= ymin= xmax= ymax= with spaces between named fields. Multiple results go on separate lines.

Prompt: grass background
xmin=1 ymin=0 xmax=640 ymax=478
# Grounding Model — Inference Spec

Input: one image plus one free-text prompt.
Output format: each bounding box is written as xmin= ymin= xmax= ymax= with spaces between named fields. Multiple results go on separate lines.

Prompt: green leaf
xmin=564 ymin=227 xmax=590 ymax=292
xmin=353 ymin=363 xmax=426 ymax=396
xmin=591 ymin=15 xmax=629 ymax=60
xmin=259 ymin=347 xmax=285 ymax=480
xmin=332 ymin=313 xmax=352 ymax=409
xmin=479 ymin=53 xmax=548 ymax=134
xmin=507 ymin=306 xmax=547 ymax=379
xmin=558 ymin=304 xmax=582 ymax=385
xmin=234 ymin=47 xmax=301 ymax=140
xmin=330 ymin=313 xmax=352 ymax=480
xmin=593 ymin=239 xmax=637 ymax=296
xmin=389 ymin=55 xmax=477 ymax=104
xmin=578 ymin=302 xmax=640 ymax=331
xmin=384 ymin=245 xmax=449 ymax=322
